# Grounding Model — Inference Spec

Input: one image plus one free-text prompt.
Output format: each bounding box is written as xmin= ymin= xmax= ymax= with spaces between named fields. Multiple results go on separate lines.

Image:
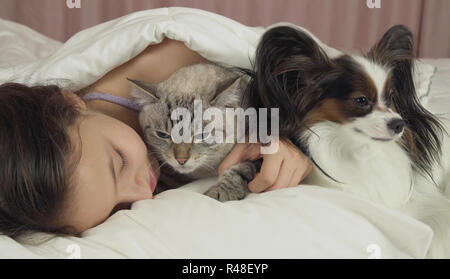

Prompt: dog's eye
xmin=353 ymin=96 xmax=369 ymax=107
xmin=155 ymin=131 xmax=171 ymax=139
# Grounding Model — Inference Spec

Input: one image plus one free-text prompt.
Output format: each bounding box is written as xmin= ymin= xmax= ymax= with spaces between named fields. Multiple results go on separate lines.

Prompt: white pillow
xmin=1 ymin=178 xmax=432 ymax=259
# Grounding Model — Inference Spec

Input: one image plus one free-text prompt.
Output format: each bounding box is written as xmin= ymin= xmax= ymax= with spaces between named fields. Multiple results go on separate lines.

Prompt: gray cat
xmin=129 ymin=63 xmax=260 ymax=201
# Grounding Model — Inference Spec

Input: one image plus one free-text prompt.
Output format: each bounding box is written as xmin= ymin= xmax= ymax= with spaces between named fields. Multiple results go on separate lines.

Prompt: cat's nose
xmin=176 ymin=158 xmax=188 ymax=165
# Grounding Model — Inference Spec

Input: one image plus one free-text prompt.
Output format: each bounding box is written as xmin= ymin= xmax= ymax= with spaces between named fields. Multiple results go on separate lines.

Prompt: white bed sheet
xmin=422 ymin=58 xmax=450 ymax=116
xmin=0 ymin=8 xmax=448 ymax=259
xmin=5 ymin=179 xmax=434 ymax=259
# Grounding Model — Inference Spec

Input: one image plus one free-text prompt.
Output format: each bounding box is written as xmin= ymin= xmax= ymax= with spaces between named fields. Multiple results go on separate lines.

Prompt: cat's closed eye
xmin=155 ymin=130 xmax=171 ymax=139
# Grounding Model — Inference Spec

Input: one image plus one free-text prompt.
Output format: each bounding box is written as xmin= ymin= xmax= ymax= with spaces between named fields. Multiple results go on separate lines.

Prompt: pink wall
xmin=0 ymin=0 xmax=449 ymax=58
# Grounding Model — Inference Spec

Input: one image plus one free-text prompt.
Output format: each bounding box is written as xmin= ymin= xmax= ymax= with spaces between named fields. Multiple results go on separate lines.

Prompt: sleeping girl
xmin=0 ymin=38 xmax=312 ymax=237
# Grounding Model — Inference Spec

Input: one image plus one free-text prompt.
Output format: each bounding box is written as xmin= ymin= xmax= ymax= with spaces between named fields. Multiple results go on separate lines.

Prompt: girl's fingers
xmin=288 ymin=165 xmax=306 ymax=188
xmin=266 ymin=151 xmax=314 ymax=191
xmin=219 ymin=140 xmax=313 ymax=193
xmin=265 ymin=160 xmax=297 ymax=191
xmin=299 ymin=156 xmax=314 ymax=181
xmin=218 ymin=143 xmax=261 ymax=175
xmin=248 ymin=153 xmax=283 ymax=193
xmin=286 ymin=154 xmax=313 ymax=187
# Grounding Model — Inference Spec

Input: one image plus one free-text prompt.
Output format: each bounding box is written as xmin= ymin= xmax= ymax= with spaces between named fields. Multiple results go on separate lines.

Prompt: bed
xmin=0 ymin=7 xmax=449 ymax=259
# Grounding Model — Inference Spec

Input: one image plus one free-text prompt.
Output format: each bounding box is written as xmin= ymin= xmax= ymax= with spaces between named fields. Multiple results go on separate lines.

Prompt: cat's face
xmin=141 ymin=103 xmax=236 ymax=174
xmin=129 ymin=64 xmax=246 ymax=175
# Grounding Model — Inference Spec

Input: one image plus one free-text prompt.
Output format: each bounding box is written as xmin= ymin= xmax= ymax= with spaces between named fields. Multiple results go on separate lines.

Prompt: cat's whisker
xmin=156 ymin=161 xmax=169 ymax=171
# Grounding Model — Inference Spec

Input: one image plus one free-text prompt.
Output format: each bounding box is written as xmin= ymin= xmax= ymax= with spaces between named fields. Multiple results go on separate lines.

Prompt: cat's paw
xmin=204 ymin=184 xmax=244 ymax=202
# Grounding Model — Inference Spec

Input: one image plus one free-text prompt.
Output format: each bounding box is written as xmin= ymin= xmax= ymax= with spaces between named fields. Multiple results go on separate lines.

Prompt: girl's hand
xmin=218 ymin=139 xmax=313 ymax=193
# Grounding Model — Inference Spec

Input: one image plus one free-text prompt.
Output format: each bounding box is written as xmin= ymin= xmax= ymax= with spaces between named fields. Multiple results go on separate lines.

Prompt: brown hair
xmin=0 ymin=82 xmax=82 ymax=237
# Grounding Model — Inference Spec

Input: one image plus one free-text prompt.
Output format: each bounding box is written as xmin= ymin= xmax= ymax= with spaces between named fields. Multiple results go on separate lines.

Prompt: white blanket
xmin=0 ymin=7 xmax=442 ymax=259
xmin=5 ymin=179 xmax=433 ymax=259
xmin=0 ymin=7 xmax=434 ymax=98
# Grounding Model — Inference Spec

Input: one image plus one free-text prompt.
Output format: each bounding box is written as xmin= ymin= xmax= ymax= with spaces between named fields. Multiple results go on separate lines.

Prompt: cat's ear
xmin=127 ymin=78 xmax=159 ymax=105
xmin=211 ymin=77 xmax=246 ymax=107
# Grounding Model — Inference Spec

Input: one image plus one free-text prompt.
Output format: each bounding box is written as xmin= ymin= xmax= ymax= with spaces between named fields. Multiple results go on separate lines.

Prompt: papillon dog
xmin=245 ymin=25 xmax=450 ymax=258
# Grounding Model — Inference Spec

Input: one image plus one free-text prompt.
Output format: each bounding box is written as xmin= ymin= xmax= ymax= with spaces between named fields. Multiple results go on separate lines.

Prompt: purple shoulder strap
xmin=82 ymin=92 xmax=142 ymax=112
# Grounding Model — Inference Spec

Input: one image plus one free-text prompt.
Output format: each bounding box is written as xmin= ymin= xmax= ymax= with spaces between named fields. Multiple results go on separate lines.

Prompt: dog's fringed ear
xmin=246 ymin=26 xmax=335 ymax=138
xmin=127 ymin=78 xmax=159 ymax=106
xmin=255 ymin=26 xmax=331 ymax=80
xmin=367 ymin=25 xmax=414 ymax=67
xmin=368 ymin=26 xmax=444 ymax=177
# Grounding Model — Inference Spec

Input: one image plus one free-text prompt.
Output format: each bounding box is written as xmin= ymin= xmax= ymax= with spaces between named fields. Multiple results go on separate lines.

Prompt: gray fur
xmin=204 ymin=160 xmax=261 ymax=202
xmin=129 ymin=63 xmax=258 ymax=201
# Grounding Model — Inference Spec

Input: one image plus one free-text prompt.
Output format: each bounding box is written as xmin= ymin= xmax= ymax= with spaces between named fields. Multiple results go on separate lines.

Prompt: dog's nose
xmin=387 ymin=119 xmax=405 ymax=134
xmin=176 ymin=158 xmax=188 ymax=165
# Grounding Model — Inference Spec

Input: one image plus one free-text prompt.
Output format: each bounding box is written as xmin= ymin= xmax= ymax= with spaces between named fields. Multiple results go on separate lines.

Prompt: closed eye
xmin=155 ymin=130 xmax=171 ymax=139
xmin=116 ymin=148 xmax=127 ymax=170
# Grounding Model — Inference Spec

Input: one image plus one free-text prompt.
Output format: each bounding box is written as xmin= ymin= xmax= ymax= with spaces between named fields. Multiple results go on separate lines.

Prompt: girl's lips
xmin=149 ymin=166 xmax=157 ymax=193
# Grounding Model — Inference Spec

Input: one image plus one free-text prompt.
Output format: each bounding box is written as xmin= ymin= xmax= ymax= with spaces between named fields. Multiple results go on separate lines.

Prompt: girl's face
xmin=62 ymin=92 xmax=160 ymax=233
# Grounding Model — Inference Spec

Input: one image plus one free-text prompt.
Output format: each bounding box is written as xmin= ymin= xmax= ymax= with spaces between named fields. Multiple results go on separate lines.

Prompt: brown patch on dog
xmin=400 ymin=128 xmax=420 ymax=162
xmin=304 ymin=99 xmax=348 ymax=127
xmin=303 ymin=77 xmax=380 ymax=128
xmin=361 ymin=71 xmax=379 ymax=103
